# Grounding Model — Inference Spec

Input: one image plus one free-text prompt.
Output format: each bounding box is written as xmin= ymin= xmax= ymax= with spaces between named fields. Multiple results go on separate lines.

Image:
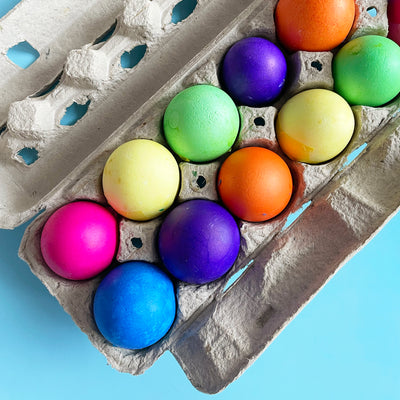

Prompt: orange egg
xmin=275 ymin=0 xmax=355 ymax=51
xmin=217 ymin=147 xmax=293 ymax=222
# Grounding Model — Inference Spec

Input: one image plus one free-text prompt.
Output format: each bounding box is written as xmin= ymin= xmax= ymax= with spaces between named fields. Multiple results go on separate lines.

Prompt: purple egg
xmin=158 ymin=199 xmax=240 ymax=284
xmin=222 ymin=37 xmax=287 ymax=106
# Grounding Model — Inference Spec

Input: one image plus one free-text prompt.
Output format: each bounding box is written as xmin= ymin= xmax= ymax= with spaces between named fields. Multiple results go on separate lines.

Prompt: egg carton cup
xmin=0 ymin=0 xmax=397 ymax=394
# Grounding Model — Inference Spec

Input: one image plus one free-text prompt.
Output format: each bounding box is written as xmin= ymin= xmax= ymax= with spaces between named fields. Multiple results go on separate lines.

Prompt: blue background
xmin=1 ymin=1 xmax=399 ymax=399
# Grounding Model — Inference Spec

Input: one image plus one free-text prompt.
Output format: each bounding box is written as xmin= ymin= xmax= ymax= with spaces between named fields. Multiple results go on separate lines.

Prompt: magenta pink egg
xmin=388 ymin=0 xmax=400 ymax=45
xmin=40 ymin=201 xmax=118 ymax=280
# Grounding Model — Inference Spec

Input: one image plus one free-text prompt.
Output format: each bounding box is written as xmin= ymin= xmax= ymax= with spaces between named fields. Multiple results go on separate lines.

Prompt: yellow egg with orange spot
xmin=276 ymin=89 xmax=355 ymax=164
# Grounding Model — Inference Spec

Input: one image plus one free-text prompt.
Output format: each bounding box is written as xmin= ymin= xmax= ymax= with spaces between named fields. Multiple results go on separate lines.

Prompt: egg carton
xmin=0 ymin=0 xmax=398 ymax=394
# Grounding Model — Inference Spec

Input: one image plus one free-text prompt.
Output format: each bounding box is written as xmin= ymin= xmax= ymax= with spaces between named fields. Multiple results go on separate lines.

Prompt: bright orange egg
xmin=217 ymin=147 xmax=293 ymax=222
xmin=275 ymin=0 xmax=355 ymax=51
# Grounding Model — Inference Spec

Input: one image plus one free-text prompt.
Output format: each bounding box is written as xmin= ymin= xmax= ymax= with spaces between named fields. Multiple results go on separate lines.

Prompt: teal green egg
xmin=163 ymin=85 xmax=240 ymax=162
xmin=333 ymin=35 xmax=400 ymax=106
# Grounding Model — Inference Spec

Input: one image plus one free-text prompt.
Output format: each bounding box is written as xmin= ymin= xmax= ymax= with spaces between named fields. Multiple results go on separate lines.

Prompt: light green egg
xmin=333 ymin=35 xmax=400 ymax=106
xmin=163 ymin=85 xmax=240 ymax=162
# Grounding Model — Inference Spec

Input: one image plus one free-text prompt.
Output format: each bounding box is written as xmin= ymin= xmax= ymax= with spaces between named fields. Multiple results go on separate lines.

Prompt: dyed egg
xmin=40 ymin=201 xmax=118 ymax=280
xmin=93 ymin=261 xmax=176 ymax=350
xmin=217 ymin=147 xmax=293 ymax=222
xmin=275 ymin=0 xmax=355 ymax=51
xmin=333 ymin=35 xmax=400 ymax=106
xmin=276 ymin=89 xmax=354 ymax=164
xmin=388 ymin=0 xmax=400 ymax=45
xmin=102 ymin=139 xmax=180 ymax=221
xmin=222 ymin=37 xmax=287 ymax=106
xmin=158 ymin=199 xmax=240 ymax=284
xmin=163 ymin=85 xmax=240 ymax=162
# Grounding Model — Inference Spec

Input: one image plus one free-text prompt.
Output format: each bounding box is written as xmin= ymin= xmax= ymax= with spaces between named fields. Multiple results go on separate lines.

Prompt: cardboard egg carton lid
xmin=0 ymin=0 xmax=398 ymax=394
xmin=0 ymin=0 xmax=258 ymax=229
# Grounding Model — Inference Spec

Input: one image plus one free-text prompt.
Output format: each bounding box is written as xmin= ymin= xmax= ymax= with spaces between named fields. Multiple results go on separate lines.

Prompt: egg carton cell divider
xmin=5 ymin=0 xmax=399 ymax=394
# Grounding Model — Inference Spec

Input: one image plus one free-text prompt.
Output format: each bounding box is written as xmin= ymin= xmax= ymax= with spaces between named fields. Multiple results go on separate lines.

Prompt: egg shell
xmin=276 ymin=89 xmax=355 ymax=164
xmin=388 ymin=0 xmax=400 ymax=45
xmin=275 ymin=0 xmax=355 ymax=52
xmin=40 ymin=201 xmax=118 ymax=280
xmin=332 ymin=35 xmax=400 ymax=107
xmin=102 ymin=139 xmax=180 ymax=221
xmin=217 ymin=147 xmax=293 ymax=222
xmin=93 ymin=261 xmax=176 ymax=350
xmin=221 ymin=37 xmax=287 ymax=106
xmin=163 ymin=85 xmax=240 ymax=162
xmin=158 ymin=199 xmax=240 ymax=284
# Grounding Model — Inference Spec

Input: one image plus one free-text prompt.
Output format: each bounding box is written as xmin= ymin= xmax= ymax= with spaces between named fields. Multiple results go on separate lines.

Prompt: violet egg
xmin=158 ymin=199 xmax=240 ymax=285
xmin=221 ymin=37 xmax=287 ymax=106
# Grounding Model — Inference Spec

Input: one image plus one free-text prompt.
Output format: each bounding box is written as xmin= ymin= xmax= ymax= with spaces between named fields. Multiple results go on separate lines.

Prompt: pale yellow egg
xmin=102 ymin=139 xmax=180 ymax=221
xmin=276 ymin=89 xmax=355 ymax=164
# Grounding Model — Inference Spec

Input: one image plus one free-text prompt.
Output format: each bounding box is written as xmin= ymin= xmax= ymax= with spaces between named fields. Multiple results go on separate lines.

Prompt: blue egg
xmin=93 ymin=261 xmax=176 ymax=350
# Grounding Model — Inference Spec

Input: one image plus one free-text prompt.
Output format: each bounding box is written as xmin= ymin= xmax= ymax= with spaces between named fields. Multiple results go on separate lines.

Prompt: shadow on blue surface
xmin=171 ymin=0 xmax=198 ymax=24
xmin=60 ymin=100 xmax=91 ymax=126
xmin=17 ymin=147 xmax=39 ymax=165
xmin=120 ymin=44 xmax=147 ymax=69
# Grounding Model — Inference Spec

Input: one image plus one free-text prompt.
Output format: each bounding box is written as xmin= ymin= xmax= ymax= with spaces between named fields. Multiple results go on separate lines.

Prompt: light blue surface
xmin=6 ymin=41 xmax=40 ymax=69
xmin=0 ymin=0 xmax=20 ymax=18
xmin=1 ymin=1 xmax=399 ymax=399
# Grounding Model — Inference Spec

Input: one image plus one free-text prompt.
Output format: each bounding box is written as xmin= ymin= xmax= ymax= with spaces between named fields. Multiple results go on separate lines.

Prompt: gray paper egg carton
xmin=0 ymin=0 xmax=398 ymax=394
